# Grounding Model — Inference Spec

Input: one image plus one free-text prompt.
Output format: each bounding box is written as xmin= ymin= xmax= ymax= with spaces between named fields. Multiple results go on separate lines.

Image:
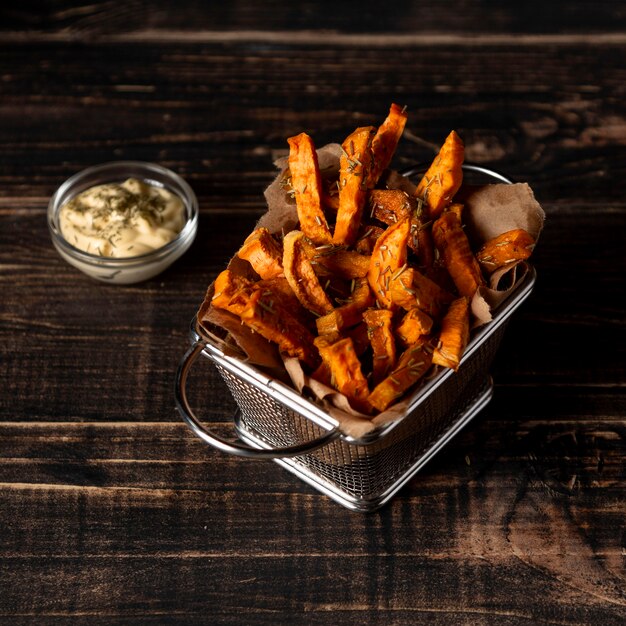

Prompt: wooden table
xmin=1 ymin=4 xmax=625 ymax=624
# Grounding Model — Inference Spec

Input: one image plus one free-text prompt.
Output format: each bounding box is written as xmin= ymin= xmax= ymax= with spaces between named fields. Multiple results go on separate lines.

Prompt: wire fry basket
xmin=175 ymin=165 xmax=536 ymax=512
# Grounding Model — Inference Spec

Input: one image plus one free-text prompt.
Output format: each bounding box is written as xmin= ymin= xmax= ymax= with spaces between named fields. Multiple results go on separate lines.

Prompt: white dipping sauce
xmin=59 ymin=178 xmax=186 ymax=257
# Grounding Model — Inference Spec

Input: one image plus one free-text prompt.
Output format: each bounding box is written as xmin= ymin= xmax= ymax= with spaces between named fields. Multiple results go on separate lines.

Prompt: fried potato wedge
xmin=283 ymin=230 xmax=334 ymax=316
xmin=366 ymin=102 xmax=408 ymax=187
xmin=287 ymin=132 xmax=332 ymax=245
xmin=432 ymin=211 xmax=485 ymax=299
xmin=315 ymin=335 xmax=372 ymax=414
xmin=333 ymin=126 xmax=375 ymax=246
xmin=368 ymin=339 xmax=433 ymax=412
xmin=476 ymin=228 xmax=535 ymax=273
xmin=363 ymin=308 xmax=397 ymax=386
xmin=388 ymin=267 xmax=454 ymax=318
xmin=447 ymin=202 xmax=464 ymax=221
xmin=315 ymin=278 xmax=374 ymax=335
xmin=414 ymin=130 xmax=464 ymax=219
xmin=348 ymin=321 xmax=371 ymax=356
xmin=354 ymin=224 xmax=385 ymax=255
xmin=306 ymin=244 xmax=371 ymax=279
xmin=368 ymin=217 xmax=411 ymax=308
xmin=367 ymin=189 xmax=415 ymax=225
xmin=432 ymin=297 xmax=470 ymax=371
xmin=204 ymin=111 xmax=541 ymax=418
xmin=210 ymin=269 xmax=250 ymax=313
xmin=314 ymin=320 xmax=370 ymax=357
xmin=409 ymin=210 xmax=436 ymax=267
xmin=396 ymin=307 xmax=434 ymax=347
xmin=211 ymin=270 xmax=319 ymax=367
xmin=367 ymin=190 xmax=435 ymax=265
xmin=237 ymin=227 xmax=284 ymax=279
xmin=256 ymin=276 xmax=311 ymax=327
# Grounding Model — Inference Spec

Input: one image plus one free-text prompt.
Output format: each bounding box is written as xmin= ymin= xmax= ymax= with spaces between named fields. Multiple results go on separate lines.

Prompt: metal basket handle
xmin=175 ymin=343 xmax=341 ymax=459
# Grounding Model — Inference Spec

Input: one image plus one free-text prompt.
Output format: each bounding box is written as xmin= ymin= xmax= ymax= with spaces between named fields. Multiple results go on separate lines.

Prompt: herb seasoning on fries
xmin=208 ymin=104 xmax=537 ymax=414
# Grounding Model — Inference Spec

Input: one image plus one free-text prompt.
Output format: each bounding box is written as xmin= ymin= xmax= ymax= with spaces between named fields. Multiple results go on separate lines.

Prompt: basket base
xmin=235 ymin=377 xmax=494 ymax=512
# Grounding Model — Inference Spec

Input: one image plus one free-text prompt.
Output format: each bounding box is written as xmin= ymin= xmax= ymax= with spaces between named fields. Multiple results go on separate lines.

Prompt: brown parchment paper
xmin=465 ymin=182 xmax=545 ymax=326
xmin=257 ymin=143 xmax=343 ymax=234
xmin=198 ymin=145 xmax=545 ymax=438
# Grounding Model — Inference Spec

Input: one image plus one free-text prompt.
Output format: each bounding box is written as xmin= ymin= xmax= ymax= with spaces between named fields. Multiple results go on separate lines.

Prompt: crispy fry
xmin=354 ymin=224 xmax=384 ymax=255
xmin=432 ymin=297 xmax=470 ymax=371
xmin=320 ymin=275 xmax=352 ymax=302
xmin=396 ymin=308 xmax=434 ymax=347
xmin=283 ymin=230 xmax=334 ymax=316
xmin=315 ymin=335 xmax=372 ymax=414
xmin=366 ymin=102 xmax=408 ymax=187
xmin=211 ymin=270 xmax=319 ymax=367
xmin=306 ymin=244 xmax=371 ymax=279
xmin=256 ymin=276 xmax=311 ymax=327
xmin=413 ymin=225 xmax=436 ymax=267
xmin=333 ymin=126 xmax=375 ymax=246
xmin=287 ymin=133 xmax=332 ymax=245
xmin=367 ymin=217 xmax=411 ymax=308
xmin=476 ymin=228 xmax=535 ymax=273
xmin=447 ymin=203 xmax=464 ymax=221
xmin=237 ymin=227 xmax=284 ymax=279
xmin=315 ymin=278 xmax=374 ymax=334
xmin=388 ymin=267 xmax=454 ymax=318
xmin=363 ymin=308 xmax=397 ymax=386
xmin=368 ymin=339 xmax=433 ymax=412
xmin=212 ymin=271 xmax=260 ymax=315
xmin=348 ymin=321 xmax=371 ymax=356
xmin=368 ymin=190 xmax=435 ymax=265
xmin=314 ymin=320 xmax=369 ymax=357
xmin=432 ymin=211 xmax=485 ymax=299
xmin=211 ymin=268 xmax=252 ymax=311
xmin=367 ymin=189 xmax=414 ymax=225
xmin=203 ymin=109 xmax=540 ymax=417
xmin=414 ymin=130 xmax=464 ymax=219
xmin=424 ymin=265 xmax=457 ymax=294
xmin=408 ymin=206 xmax=435 ymax=267
xmin=238 ymin=291 xmax=319 ymax=368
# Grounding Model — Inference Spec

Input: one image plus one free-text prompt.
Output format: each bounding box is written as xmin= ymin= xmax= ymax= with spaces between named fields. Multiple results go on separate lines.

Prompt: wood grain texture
xmin=2 ymin=1 xmax=626 ymax=36
xmin=1 ymin=42 xmax=626 ymax=204
xmin=1 ymin=6 xmax=625 ymax=624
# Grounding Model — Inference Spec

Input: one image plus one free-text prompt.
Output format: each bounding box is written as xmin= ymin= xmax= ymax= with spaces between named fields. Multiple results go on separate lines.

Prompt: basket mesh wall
xmin=211 ymin=320 xmax=508 ymax=504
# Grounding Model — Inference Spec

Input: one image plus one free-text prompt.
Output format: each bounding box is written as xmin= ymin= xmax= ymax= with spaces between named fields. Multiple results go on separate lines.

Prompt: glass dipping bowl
xmin=48 ymin=161 xmax=198 ymax=284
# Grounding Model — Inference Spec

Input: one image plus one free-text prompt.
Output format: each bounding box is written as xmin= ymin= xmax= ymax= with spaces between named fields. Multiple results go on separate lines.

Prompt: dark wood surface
xmin=1 ymin=3 xmax=625 ymax=624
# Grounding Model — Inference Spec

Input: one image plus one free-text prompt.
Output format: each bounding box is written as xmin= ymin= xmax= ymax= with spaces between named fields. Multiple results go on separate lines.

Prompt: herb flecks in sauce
xmin=59 ymin=178 xmax=185 ymax=258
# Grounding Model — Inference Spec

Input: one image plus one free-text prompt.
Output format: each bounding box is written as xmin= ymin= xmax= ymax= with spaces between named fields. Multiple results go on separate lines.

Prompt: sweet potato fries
xmin=207 ymin=105 xmax=537 ymax=415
